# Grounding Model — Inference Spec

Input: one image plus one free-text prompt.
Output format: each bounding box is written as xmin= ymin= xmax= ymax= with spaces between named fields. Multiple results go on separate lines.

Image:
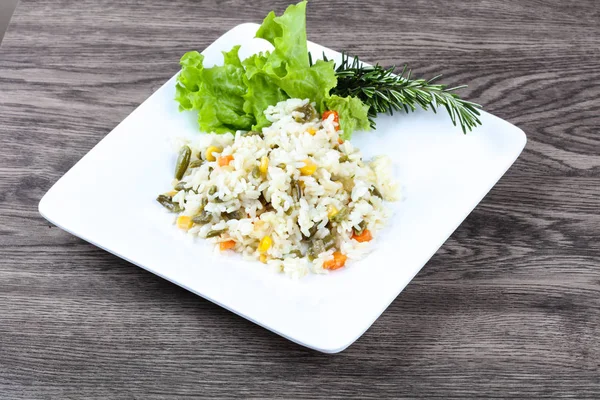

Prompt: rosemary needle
xmin=322 ymin=52 xmax=483 ymax=134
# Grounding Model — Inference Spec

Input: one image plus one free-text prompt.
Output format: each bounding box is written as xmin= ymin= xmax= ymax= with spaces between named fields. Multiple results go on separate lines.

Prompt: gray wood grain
xmin=1 ymin=0 xmax=599 ymax=398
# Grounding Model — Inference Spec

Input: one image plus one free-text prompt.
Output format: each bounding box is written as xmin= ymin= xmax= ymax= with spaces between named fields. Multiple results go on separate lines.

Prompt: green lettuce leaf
xmin=242 ymin=52 xmax=288 ymax=130
xmin=175 ymin=46 xmax=254 ymax=133
xmin=255 ymin=0 xmax=337 ymax=112
xmin=175 ymin=51 xmax=205 ymax=111
xmin=325 ymin=95 xmax=371 ymax=139
xmin=174 ymin=0 xmax=371 ymax=138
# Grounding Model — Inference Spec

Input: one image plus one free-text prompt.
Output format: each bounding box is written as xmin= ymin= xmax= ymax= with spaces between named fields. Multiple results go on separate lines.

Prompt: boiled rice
xmin=161 ymin=98 xmax=399 ymax=277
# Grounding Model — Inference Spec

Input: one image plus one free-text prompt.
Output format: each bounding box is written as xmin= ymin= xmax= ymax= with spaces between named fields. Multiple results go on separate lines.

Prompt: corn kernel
xmin=307 ymin=127 xmax=317 ymax=135
xmin=259 ymin=156 xmax=269 ymax=174
xmin=258 ymin=235 xmax=272 ymax=253
xmin=176 ymin=215 xmax=193 ymax=230
xmin=206 ymin=146 xmax=221 ymax=162
xmin=259 ymin=254 xmax=268 ymax=263
xmin=300 ymin=159 xmax=317 ymax=176
xmin=327 ymin=205 xmax=339 ymax=218
xmin=165 ymin=190 xmax=178 ymax=197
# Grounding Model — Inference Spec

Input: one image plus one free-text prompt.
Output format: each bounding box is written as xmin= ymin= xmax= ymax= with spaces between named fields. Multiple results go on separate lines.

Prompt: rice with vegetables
xmin=157 ymin=99 xmax=398 ymax=278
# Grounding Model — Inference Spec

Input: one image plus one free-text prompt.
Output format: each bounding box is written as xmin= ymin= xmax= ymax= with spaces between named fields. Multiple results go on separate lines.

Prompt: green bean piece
xmin=189 ymin=159 xmax=203 ymax=169
xmin=175 ymin=145 xmax=191 ymax=180
xmin=206 ymin=229 xmax=226 ymax=238
xmin=353 ymin=221 xmax=367 ymax=236
xmin=277 ymin=163 xmax=286 ymax=169
xmin=322 ymin=234 xmax=336 ymax=250
xmin=156 ymin=194 xmax=181 ymax=213
xmin=259 ymin=193 xmax=268 ymax=207
xmin=304 ymin=224 xmax=318 ymax=239
xmin=225 ymin=209 xmax=245 ymax=220
xmin=330 ymin=206 xmax=349 ymax=222
xmin=370 ymin=186 xmax=382 ymax=198
xmin=308 ymin=239 xmax=325 ymax=260
xmin=291 ymin=180 xmax=303 ymax=201
xmin=192 ymin=210 xmax=212 ymax=225
xmin=340 ymin=178 xmax=354 ymax=193
xmin=174 ymin=181 xmax=187 ymax=191
xmin=252 ymin=166 xmax=261 ymax=179
xmin=289 ymin=249 xmax=303 ymax=258
xmin=208 ymin=185 xmax=217 ymax=196
xmin=339 ymin=154 xmax=349 ymax=163
xmin=244 ymin=130 xmax=264 ymax=138
xmin=293 ymin=103 xmax=317 ymax=123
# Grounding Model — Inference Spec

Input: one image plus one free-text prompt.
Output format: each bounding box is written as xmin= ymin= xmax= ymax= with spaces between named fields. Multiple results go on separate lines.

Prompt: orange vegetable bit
xmin=217 ymin=154 xmax=234 ymax=167
xmin=219 ymin=240 xmax=236 ymax=251
xmin=323 ymin=251 xmax=348 ymax=270
xmin=322 ymin=110 xmax=340 ymax=131
xmin=352 ymin=229 xmax=373 ymax=243
xmin=337 ymin=137 xmax=344 ymax=145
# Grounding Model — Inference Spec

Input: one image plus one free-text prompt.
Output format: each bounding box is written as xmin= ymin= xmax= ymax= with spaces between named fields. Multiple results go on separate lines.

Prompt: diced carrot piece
xmin=219 ymin=240 xmax=236 ymax=251
xmin=323 ymin=110 xmax=339 ymax=123
xmin=322 ymin=110 xmax=340 ymax=131
xmin=338 ymin=137 xmax=344 ymax=144
xmin=323 ymin=251 xmax=347 ymax=270
xmin=352 ymin=229 xmax=373 ymax=243
xmin=323 ymin=259 xmax=335 ymax=270
xmin=218 ymin=154 xmax=234 ymax=166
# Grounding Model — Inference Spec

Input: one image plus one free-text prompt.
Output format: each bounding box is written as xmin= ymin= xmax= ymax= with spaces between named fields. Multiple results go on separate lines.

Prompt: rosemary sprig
xmin=324 ymin=52 xmax=482 ymax=133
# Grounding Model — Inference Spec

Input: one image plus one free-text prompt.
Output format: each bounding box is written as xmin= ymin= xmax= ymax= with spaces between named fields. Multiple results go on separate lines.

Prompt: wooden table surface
xmin=1 ymin=0 xmax=599 ymax=398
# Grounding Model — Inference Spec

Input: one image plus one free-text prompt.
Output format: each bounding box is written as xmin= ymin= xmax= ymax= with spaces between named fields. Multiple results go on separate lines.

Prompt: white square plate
xmin=39 ymin=23 xmax=526 ymax=353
